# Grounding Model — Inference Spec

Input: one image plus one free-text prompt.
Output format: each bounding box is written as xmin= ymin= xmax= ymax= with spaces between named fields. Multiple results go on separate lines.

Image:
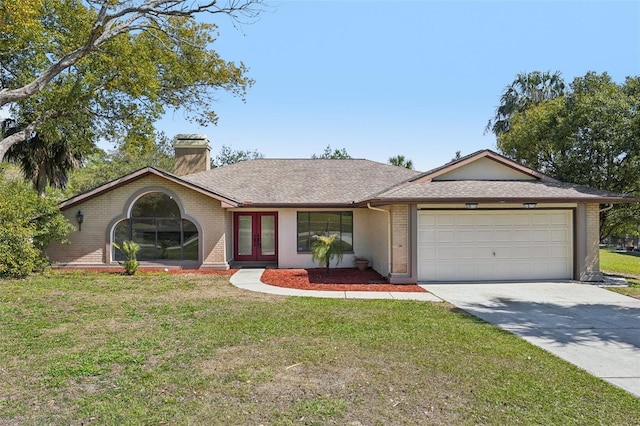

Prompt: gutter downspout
xmin=367 ymin=203 xmax=392 ymax=277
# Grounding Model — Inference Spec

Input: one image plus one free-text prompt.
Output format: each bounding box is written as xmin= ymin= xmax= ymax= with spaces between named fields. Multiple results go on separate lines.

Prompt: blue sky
xmin=154 ymin=0 xmax=640 ymax=171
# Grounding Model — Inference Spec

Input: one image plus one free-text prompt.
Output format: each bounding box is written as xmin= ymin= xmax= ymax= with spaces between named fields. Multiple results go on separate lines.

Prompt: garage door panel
xmin=513 ymin=215 xmax=531 ymax=226
xmin=437 ymin=230 xmax=455 ymax=243
xmin=513 ymin=229 xmax=533 ymax=242
xmin=418 ymin=230 xmax=436 ymax=243
xmin=512 ymin=247 xmax=531 ymax=258
xmin=551 ymin=230 xmax=569 ymax=242
xmin=476 ymin=230 xmax=493 ymax=242
xmin=494 ymin=230 xmax=512 ymax=242
xmin=418 ymin=247 xmax=436 ymax=261
xmin=493 ymin=215 xmax=513 ymax=226
xmin=532 ymin=215 xmax=551 ymax=226
xmin=456 ymin=230 xmax=475 ymax=243
xmin=455 ymin=215 xmax=474 ymax=226
xmin=437 ymin=215 xmax=455 ymax=226
xmin=475 ymin=246 xmax=494 ymax=259
xmin=551 ymin=213 xmax=569 ymax=225
xmin=531 ymin=246 xmax=552 ymax=258
xmin=457 ymin=247 xmax=475 ymax=259
xmin=476 ymin=214 xmax=494 ymax=226
xmin=532 ymin=229 xmax=550 ymax=242
xmin=437 ymin=247 xmax=455 ymax=260
xmin=418 ymin=214 xmax=436 ymax=226
xmin=550 ymin=246 xmax=570 ymax=258
xmin=417 ymin=210 xmax=573 ymax=282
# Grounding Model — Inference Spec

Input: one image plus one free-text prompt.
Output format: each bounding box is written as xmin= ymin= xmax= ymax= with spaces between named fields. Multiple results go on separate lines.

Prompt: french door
xmin=234 ymin=212 xmax=278 ymax=262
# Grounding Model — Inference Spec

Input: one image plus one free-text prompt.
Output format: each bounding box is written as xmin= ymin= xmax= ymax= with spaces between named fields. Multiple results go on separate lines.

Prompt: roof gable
xmin=412 ymin=150 xmax=554 ymax=183
xmin=59 ymin=167 xmax=240 ymax=210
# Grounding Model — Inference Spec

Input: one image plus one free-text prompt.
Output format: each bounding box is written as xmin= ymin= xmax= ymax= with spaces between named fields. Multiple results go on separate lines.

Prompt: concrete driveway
xmin=421 ymin=281 xmax=640 ymax=398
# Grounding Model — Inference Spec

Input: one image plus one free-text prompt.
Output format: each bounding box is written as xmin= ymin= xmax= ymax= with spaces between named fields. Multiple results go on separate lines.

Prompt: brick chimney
xmin=173 ymin=134 xmax=211 ymax=176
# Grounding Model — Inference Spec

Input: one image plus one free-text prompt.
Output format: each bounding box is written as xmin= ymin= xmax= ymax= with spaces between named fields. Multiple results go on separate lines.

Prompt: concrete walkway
xmin=229 ymin=268 xmax=441 ymax=301
xmin=422 ymin=282 xmax=640 ymax=398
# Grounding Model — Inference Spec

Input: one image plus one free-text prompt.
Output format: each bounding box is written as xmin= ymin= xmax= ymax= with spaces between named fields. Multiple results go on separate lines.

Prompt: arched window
xmin=113 ymin=192 xmax=199 ymax=261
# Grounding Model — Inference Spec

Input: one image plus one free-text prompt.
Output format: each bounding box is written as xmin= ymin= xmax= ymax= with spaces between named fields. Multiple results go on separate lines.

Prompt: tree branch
xmin=0 ymin=0 xmax=263 ymax=107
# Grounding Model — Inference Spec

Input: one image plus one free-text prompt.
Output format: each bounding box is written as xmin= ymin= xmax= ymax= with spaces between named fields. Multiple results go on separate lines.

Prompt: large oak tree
xmin=495 ymin=72 xmax=640 ymax=238
xmin=0 ymin=0 xmax=262 ymax=161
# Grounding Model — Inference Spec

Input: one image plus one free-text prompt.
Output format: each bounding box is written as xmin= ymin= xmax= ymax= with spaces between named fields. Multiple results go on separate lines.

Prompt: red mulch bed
xmin=261 ymin=268 xmax=426 ymax=292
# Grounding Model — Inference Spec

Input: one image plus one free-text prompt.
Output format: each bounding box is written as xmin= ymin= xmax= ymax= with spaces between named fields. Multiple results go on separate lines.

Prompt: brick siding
xmin=390 ymin=204 xmax=409 ymax=274
xmin=47 ymin=174 xmax=229 ymax=268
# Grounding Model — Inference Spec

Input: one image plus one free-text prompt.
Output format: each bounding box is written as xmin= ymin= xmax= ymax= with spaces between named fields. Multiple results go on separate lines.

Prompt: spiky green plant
xmin=113 ymin=240 xmax=141 ymax=275
xmin=311 ymin=234 xmax=344 ymax=275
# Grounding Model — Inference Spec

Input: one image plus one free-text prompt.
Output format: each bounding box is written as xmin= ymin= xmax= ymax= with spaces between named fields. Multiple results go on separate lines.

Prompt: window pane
xmin=113 ymin=220 xmax=130 ymax=261
xmin=297 ymin=211 xmax=353 ymax=252
xmin=132 ymin=192 xmax=180 ymax=218
xmin=182 ymin=220 xmax=198 ymax=260
xmin=261 ymin=215 xmax=276 ymax=256
xmin=297 ymin=213 xmax=310 ymax=251
xmin=237 ymin=215 xmax=253 ymax=256
xmin=157 ymin=219 xmax=182 ymax=259
xmin=341 ymin=212 xmax=353 ymax=250
xmin=113 ymin=197 xmax=200 ymax=262
xmin=132 ymin=219 xmax=158 ymax=260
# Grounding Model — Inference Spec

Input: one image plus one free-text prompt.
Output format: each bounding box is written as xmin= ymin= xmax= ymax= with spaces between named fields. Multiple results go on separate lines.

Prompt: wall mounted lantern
xmin=523 ymin=202 xmax=538 ymax=209
xmin=76 ymin=210 xmax=84 ymax=231
xmin=465 ymin=202 xmax=479 ymax=210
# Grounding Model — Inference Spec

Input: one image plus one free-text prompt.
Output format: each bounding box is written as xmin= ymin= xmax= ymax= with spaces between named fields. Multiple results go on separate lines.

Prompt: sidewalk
xmin=229 ymin=268 xmax=442 ymax=302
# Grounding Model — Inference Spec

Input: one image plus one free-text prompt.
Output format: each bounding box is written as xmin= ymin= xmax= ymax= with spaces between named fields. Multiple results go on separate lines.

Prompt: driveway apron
xmin=421 ymin=282 xmax=640 ymax=398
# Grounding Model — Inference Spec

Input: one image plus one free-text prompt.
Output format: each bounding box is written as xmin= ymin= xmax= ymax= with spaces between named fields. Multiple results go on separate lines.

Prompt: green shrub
xmin=0 ymin=176 xmax=73 ymax=278
xmin=311 ymin=234 xmax=344 ymax=274
xmin=113 ymin=240 xmax=141 ymax=275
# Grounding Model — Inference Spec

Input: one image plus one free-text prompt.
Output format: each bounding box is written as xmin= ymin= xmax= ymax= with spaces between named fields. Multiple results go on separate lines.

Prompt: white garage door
xmin=417 ymin=210 xmax=573 ymax=282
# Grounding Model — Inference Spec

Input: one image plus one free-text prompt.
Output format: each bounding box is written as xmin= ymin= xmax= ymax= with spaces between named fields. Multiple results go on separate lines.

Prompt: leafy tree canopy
xmin=388 ymin=155 xmax=414 ymax=169
xmin=0 ymin=0 xmax=263 ymax=161
xmin=65 ymin=133 xmax=175 ymax=196
xmin=212 ymin=144 xmax=264 ymax=167
xmin=486 ymin=70 xmax=565 ymax=137
xmin=495 ymin=71 xmax=640 ymax=239
xmin=312 ymin=145 xmax=352 ymax=159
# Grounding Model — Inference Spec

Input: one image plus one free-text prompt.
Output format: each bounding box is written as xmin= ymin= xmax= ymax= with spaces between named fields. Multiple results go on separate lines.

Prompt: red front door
xmin=234 ymin=212 xmax=278 ymax=262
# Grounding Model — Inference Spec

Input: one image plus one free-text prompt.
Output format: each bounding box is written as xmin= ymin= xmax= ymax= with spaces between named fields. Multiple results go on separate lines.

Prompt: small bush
xmin=0 ymin=176 xmax=72 ymax=278
xmin=311 ymin=234 xmax=344 ymax=274
xmin=113 ymin=240 xmax=141 ymax=275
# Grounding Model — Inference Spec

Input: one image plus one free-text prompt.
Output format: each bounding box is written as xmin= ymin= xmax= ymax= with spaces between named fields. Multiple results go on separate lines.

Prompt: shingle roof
xmin=58 ymin=167 xmax=240 ymax=210
xmin=58 ymin=155 xmax=636 ymax=210
xmin=182 ymin=159 xmax=421 ymax=206
xmin=369 ymin=179 xmax=635 ymax=204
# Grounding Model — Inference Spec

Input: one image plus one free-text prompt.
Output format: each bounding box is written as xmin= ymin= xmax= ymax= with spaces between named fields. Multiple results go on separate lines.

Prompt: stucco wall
xmin=47 ymin=174 xmax=230 ymax=269
xmin=359 ymin=207 xmax=390 ymax=277
xmin=226 ymin=207 xmax=390 ymax=275
xmin=272 ymin=208 xmax=360 ymax=269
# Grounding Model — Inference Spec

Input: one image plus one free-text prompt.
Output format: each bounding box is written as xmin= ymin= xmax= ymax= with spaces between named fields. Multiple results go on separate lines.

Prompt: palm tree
xmin=486 ymin=70 xmax=565 ymax=137
xmin=311 ymin=234 xmax=345 ymax=274
xmin=388 ymin=155 xmax=414 ymax=169
xmin=2 ymin=119 xmax=85 ymax=197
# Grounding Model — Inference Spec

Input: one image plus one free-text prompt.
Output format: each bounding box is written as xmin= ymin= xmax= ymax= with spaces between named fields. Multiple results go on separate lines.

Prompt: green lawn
xmin=600 ymin=248 xmax=640 ymax=298
xmin=1 ymin=271 xmax=639 ymax=425
xmin=600 ymin=248 xmax=640 ymax=277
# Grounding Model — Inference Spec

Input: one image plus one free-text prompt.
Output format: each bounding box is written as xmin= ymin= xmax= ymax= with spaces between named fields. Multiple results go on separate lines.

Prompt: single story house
xmin=48 ymin=134 xmax=636 ymax=283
